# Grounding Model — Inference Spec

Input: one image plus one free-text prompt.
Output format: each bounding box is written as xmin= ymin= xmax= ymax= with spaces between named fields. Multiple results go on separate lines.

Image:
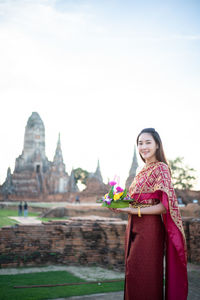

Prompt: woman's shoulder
xmin=153 ymin=162 xmax=171 ymax=179
xmin=156 ymin=162 xmax=169 ymax=169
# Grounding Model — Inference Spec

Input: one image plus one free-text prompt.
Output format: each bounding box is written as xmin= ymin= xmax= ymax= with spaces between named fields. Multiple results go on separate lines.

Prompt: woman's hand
xmin=108 ymin=207 xmax=131 ymax=214
xmin=108 ymin=202 xmax=167 ymax=216
xmin=108 ymin=208 xmax=119 ymax=213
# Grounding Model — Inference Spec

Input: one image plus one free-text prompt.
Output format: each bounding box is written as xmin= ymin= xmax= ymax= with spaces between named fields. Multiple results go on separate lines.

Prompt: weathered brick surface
xmin=183 ymin=218 xmax=200 ymax=263
xmin=0 ymin=218 xmax=127 ymax=270
xmin=0 ymin=217 xmax=199 ymax=269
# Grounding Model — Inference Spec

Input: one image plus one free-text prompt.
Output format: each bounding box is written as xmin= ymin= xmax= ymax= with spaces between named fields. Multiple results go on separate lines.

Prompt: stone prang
xmin=0 ymin=112 xmax=78 ymax=199
xmin=15 ymin=112 xmax=49 ymax=173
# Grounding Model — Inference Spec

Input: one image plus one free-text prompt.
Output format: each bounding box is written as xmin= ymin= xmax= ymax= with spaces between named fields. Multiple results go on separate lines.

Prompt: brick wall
xmin=0 ymin=217 xmax=199 ymax=269
xmin=183 ymin=218 xmax=200 ymax=263
xmin=0 ymin=217 xmax=127 ymax=270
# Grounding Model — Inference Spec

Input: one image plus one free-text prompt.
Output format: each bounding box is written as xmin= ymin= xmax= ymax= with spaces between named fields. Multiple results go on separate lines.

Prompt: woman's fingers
xmin=108 ymin=208 xmax=118 ymax=212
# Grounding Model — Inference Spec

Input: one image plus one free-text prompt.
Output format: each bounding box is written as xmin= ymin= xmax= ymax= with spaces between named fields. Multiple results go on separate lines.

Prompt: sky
xmin=0 ymin=0 xmax=200 ymax=189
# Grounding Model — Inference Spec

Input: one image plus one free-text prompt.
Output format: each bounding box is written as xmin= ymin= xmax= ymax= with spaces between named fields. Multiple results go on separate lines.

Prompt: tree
xmin=73 ymin=168 xmax=89 ymax=185
xmin=168 ymin=157 xmax=196 ymax=190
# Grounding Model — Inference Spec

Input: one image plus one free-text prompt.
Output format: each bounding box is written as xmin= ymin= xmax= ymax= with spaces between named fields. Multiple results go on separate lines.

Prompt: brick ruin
xmin=0 ymin=217 xmax=127 ymax=270
xmin=0 ymin=112 xmax=108 ymax=202
xmin=0 ymin=216 xmax=199 ymax=269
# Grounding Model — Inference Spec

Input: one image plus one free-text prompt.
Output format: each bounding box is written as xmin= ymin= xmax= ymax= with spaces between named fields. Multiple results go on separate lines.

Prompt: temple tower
xmin=93 ymin=160 xmax=103 ymax=182
xmin=81 ymin=160 xmax=108 ymax=200
xmin=125 ymin=146 xmax=139 ymax=188
xmin=14 ymin=112 xmax=49 ymax=173
xmin=53 ymin=133 xmax=66 ymax=173
xmin=1 ymin=167 xmax=15 ymax=198
xmin=45 ymin=134 xmax=69 ymax=194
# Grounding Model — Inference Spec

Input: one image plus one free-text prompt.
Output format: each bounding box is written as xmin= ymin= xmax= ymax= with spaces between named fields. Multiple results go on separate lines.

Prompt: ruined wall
xmin=0 ymin=217 xmax=199 ymax=270
xmin=42 ymin=206 xmax=128 ymax=220
xmin=0 ymin=218 xmax=127 ymax=270
xmin=183 ymin=218 xmax=200 ymax=263
xmin=175 ymin=189 xmax=200 ymax=204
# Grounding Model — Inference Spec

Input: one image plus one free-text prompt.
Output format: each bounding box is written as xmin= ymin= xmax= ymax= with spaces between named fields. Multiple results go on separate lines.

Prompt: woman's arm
xmin=109 ymin=202 xmax=167 ymax=215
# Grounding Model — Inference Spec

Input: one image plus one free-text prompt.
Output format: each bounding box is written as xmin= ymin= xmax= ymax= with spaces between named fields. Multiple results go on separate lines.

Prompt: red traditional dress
xmin=124 ymin=161 xmax=188 ymax=300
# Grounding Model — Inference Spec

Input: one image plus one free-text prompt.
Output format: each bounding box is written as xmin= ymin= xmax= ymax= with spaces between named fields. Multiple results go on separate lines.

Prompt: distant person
xmin=177 ymin=196 xmax=183 ymax=204
xmin=18 ymin=202 xmax=23 ymax=216
xmin=75 ymin=195 xmax=80 ymax=204
xmin=24 ymin=202 xmax=28 ymax=217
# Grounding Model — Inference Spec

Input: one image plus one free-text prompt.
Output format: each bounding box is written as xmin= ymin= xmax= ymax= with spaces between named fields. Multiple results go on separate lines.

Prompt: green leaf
xmin=102 ymin=200 xmax=130 ymax=208
xmin=121 ymin=189 xmax=127 ymax=200
xmin=108 ymin=186 xmax=114 ymax=198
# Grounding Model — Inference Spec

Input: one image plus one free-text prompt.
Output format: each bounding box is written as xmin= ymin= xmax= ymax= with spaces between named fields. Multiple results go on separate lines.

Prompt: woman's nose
xmin=141 ymin=144 xmax=147 ymax=149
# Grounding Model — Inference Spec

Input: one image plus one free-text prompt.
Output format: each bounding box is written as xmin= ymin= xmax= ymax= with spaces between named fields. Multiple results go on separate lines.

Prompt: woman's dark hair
xmin=136 ymin=128 xmax=169 ymax=166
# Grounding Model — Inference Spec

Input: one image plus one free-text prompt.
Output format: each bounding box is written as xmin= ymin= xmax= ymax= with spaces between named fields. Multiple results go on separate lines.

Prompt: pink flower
xmin=116 ymin=186 xmax=124 ymax=192
xmin=109 ymin=181 xmax=117 ymax=186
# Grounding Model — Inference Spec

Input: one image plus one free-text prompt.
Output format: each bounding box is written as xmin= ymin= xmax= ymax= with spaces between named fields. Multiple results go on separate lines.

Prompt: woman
xmin=110 ymin=128 xmax=188 ymax=300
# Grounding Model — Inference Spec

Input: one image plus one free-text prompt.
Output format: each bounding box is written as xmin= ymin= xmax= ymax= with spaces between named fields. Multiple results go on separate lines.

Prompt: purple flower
xmin=116 ymin=186 xmax=124 ymax=192
xmin=109 ymin=181 xmax=117 ymax=186
xmin=124 ymin=196 xmax=131 ymax=200
xmin=103 ymin=195 xmax=112 ymax=205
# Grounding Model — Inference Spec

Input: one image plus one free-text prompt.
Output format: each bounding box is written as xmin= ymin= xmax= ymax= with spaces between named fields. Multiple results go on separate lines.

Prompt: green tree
xmin=73 ymin=168 xmax=89 ymax=185
xmin=168 ymin=157 xmax=196 ymax=190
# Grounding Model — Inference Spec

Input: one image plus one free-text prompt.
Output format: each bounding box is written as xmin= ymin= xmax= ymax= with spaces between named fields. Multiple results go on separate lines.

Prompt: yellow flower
xmin=104 ymin=193 xmax=108 ymax=199
xmin=113 ymin=192 xmax=123 ymax=201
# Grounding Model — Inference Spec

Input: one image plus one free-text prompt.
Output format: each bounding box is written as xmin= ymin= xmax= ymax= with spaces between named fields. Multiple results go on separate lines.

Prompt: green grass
xmin=0 ymin=271 xmax=124 ymax=300
xmin=0 ymin=209 xmax=69 ymax=227
xmin=0 ymin=217 xmax=20 ymax=227
xmin=0 ymin=209 xmax=39 ymax=228
xmin=0 ymin=209 xmax=39 ymax=217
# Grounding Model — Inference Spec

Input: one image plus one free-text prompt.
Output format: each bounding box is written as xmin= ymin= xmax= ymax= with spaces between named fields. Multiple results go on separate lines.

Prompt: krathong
xmin=101 ymin=181 xmax=131 ymax=208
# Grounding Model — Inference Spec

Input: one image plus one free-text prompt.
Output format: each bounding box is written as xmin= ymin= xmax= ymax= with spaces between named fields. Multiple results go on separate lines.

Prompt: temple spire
xmin=53 ymin=133 xmax=65 ymax=173
xmin=53 ymin=133 xmax=63 ymax=164
xmin=94 ymin=159 xmax=103 ymax=182
xmin=129 ymin=145 xmax=138 ymax=177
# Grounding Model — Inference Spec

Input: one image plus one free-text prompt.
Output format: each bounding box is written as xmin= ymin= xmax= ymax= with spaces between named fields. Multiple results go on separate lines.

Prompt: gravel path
xmin=0 ymin=265 xmax=124 ymax=281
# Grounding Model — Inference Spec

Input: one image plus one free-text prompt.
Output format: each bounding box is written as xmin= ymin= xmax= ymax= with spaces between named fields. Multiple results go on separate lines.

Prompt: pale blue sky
xmin=0 ymin=0 xmax=200 ymax=188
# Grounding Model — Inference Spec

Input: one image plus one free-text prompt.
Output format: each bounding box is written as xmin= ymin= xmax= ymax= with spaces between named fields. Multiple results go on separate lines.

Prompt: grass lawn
xmin=0 ymin=209 xmax=39 ymax=217
xmin=0 ymin=216 xmax=20 ymax=228
xmin=0 ymin=271 xmax=124 ymax=300
xmin=0 ymin=208 xmax=70 ymax=227
xmin=0 ymin=209 xmax=39 ymax=228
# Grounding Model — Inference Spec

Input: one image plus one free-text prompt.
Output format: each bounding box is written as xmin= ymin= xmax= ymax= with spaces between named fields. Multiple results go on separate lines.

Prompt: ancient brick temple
xmin=0 ymin=112 xmax=78 ymax=200
xmin=0 ymin=112 xmax=109 ymax=202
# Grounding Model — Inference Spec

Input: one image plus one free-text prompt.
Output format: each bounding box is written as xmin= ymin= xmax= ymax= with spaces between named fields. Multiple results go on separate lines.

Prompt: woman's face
xmin=137 ymin=133 xmax=158 ymax=163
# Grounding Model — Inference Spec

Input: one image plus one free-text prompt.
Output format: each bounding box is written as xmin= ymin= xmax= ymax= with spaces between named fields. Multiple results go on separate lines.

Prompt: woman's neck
xmin=145 ymin=159 xmax=158 ymax=166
